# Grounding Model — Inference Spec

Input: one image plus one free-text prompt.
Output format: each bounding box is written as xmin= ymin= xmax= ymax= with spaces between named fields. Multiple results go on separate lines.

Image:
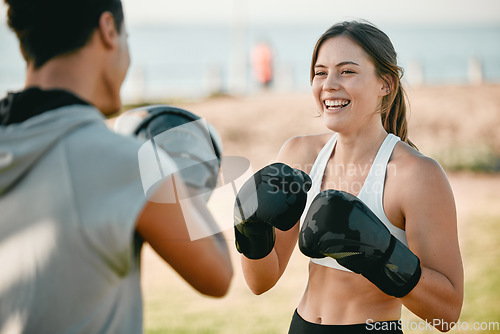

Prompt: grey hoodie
xmin=0 ymin=105 xmax=97 ymax=195
xmin=0 ymin=96 xmax=147 ymax=333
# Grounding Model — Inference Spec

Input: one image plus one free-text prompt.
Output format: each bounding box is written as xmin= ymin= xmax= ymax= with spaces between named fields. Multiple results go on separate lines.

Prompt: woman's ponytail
xmin=381 ymin=78 xmax=417 ymax=149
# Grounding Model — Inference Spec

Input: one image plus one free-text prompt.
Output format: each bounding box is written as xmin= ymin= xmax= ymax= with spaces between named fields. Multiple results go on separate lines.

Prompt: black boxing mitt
xmin=114 ymin=105 xmax=222 ymax=202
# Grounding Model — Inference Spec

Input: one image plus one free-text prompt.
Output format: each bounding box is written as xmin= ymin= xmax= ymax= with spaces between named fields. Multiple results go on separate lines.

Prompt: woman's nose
xmin=323 ymin=74 xmax=340 ymax=91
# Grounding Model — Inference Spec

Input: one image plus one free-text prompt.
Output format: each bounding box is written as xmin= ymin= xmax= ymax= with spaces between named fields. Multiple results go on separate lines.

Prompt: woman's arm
xmin=398 ymin=155 xmax=464 ymax=332
xmin=240 ymin=135 xmax=318 ymax=295
xmin=241 ymin=222 xmax=300 ymax=295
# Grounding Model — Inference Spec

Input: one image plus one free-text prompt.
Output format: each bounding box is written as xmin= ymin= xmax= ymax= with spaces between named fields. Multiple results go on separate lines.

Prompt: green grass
xmin=401 ymin=212 xmax=500 ymax=333
xmin=460 ymin=213 xmax=500 ymax=329
xmin=141 ymin=239 xmax=309 ymax=334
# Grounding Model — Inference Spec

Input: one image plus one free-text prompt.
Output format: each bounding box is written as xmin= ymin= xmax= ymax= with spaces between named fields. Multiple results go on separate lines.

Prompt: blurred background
xmin=1 ymin=0 xmax=500 ymax=100
xmin=1 ymin=0 xmax=500 ymax=333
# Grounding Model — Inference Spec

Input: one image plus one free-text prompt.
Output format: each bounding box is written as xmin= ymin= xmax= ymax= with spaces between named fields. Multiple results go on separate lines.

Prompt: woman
xmin=234 ymin=21 xmax=463 ymax=333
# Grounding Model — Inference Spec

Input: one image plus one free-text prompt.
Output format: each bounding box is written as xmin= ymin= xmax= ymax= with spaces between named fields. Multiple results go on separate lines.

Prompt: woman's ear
xmin=380 ymin=75 xmax=394 ymax=96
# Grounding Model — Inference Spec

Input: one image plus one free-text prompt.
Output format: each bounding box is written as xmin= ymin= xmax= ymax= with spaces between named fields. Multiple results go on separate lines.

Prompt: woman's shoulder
xmin=390 ymin=140 xmax=450 ymax=191
xmin=386 ymin=141 xmax=454 ymax=227
xmin=277 ymin=133 xmax=333 ymax=174
xmin=392 ymin=141 xmax=442 ymax=171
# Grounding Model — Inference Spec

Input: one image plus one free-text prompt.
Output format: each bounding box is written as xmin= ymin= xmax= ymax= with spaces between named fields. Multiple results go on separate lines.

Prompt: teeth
xmin=325 ymin=99 xmax=350 ymax=107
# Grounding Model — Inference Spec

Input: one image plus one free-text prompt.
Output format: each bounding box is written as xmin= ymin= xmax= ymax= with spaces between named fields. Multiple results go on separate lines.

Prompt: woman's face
xmin=311 ymin=36 xmax=388 ymax=133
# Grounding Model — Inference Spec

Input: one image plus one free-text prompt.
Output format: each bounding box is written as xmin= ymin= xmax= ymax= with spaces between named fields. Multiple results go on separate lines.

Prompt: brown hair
xmin=6 ymin=0 xmax=124 ymax=69
xmin=310 ymin=21 xmax=416 ymax=149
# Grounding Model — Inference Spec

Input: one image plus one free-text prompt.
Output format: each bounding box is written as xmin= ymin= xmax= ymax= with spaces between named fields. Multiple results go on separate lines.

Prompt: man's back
xmin=1 ymin=1 xmax=233 ymax=331
xmin=0 ymin=95 xmax=152 ymax=333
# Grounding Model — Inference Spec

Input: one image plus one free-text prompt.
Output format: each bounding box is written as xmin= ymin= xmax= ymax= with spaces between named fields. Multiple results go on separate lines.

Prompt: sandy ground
xmin=137 ymin=84 xmax=500 ymax=332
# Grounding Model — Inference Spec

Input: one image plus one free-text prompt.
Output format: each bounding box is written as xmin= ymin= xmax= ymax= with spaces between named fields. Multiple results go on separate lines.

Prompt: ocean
xmin=1 ymin=23 xmax=499 ymax=102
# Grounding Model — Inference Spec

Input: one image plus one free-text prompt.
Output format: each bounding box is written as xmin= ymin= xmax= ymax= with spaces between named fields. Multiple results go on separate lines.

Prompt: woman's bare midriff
xmin=297 ymin=262 xmax=402 ymax=325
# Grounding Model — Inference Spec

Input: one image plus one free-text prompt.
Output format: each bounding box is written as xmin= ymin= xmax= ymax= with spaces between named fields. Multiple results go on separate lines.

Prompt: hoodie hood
xmin=0 ymin=104 xmax=103 ymax=195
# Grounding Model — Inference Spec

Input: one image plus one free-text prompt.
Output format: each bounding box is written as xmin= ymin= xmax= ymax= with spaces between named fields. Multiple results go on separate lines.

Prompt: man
xmin=0 ymin=1 xmax=232 ymax=333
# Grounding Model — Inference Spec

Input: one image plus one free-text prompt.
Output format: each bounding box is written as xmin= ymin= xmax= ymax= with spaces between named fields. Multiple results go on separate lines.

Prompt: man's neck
xmin=25 ymin=53 xmax=97 ymax=105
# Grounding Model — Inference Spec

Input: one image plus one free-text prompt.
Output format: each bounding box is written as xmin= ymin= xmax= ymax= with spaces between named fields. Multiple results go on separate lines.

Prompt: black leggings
xmin=288 ymin=309 xmax=404 ymax=334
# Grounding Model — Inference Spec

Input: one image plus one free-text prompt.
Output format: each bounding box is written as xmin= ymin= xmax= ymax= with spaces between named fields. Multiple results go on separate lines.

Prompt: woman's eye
xmin=315 ymin=71 xmax=326 ymax=76
xmin=341 ymin=70 xmax=355 ymax=75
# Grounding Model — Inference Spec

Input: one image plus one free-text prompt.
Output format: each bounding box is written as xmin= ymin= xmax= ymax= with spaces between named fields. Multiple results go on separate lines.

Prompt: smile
xmin=324 ymin=99 xmax=351 ymax=110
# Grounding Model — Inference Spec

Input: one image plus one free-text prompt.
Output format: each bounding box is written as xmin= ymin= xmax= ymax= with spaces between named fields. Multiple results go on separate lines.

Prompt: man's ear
xmin=97 ymin=11 xmax=118 ymax=49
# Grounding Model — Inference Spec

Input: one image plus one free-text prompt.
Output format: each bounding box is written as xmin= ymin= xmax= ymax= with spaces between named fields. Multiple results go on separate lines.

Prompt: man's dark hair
xmin=5 ymin=0 xmax=124 ymax=68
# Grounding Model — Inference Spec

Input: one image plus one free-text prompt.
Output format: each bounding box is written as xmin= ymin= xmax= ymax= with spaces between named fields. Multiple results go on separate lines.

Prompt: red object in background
xmin=252 ymin=43 xmax=273 ymax=87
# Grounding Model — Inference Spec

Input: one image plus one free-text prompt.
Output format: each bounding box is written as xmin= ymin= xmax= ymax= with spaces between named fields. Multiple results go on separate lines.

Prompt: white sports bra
xmin=299 ymin=133 xmax=408 ymax=272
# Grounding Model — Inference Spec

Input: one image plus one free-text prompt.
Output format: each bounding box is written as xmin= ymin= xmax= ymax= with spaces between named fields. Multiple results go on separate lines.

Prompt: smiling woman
xmin=235 ymin=20 xmax=464 ymax=334
xmin=310 ymin=22 xmax=415 ymax=148
xmin=312 ymin=37 xmax=388 ymax=135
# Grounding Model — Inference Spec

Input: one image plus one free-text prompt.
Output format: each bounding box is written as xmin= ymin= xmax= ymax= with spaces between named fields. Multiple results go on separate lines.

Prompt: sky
xmin=121 ymin=0 xmax=500 ymax=26
xmin=1 ymin=0 xmax=500 ymax=26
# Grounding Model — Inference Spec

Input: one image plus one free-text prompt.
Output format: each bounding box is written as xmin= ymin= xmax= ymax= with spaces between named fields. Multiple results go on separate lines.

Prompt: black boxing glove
xmin=299 ymin=189 xmax=421 ymax=298
xmin=234 ymin=163 xmax=311 ymax=259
